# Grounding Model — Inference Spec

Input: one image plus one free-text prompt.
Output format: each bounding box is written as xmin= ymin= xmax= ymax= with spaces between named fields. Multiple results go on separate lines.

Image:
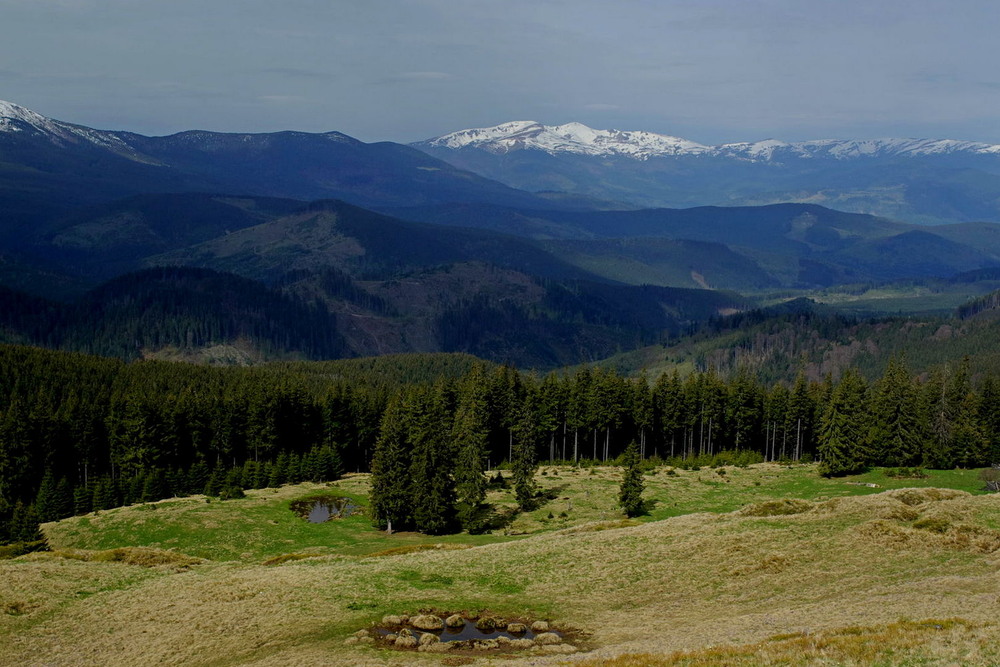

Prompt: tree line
xmin=1 ymin=343 xmax=998 ymax=544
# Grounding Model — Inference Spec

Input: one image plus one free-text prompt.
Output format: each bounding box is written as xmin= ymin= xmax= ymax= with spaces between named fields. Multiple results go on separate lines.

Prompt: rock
xmin=418 ymin=632 xmax=439 ymax=646
xmin=394 ymin=635 xmax=418 ymax=648
xmin=530 ymin=620 xmax=549 ymax=632
xmin=411 ymin=614 xmax=445 ymax=631
xmin=381 ymin=614 xmax=403 ymax=626
xmin=510 ymin=638 xmax=534 ymax=650
xmin=506 ymin=622 xmax=528 ymax=634
xmin=534 ymin=632 xmax=562 ymax=645
xmin=445 ymin=614 xmax=465 ymax=628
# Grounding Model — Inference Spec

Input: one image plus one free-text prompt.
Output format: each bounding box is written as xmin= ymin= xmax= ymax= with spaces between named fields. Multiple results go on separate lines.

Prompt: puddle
xmin=290 ymin=496 xmax=360 ymax=523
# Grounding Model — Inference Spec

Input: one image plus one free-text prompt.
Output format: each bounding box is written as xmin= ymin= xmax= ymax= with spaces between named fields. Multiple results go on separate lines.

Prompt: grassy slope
xmin=3 ymin=465 xmax=999 ymax=666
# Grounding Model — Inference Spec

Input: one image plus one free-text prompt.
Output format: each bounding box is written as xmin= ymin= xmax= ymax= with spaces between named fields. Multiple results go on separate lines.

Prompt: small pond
xmin=290 ymin=496 xmax=360 ymax=523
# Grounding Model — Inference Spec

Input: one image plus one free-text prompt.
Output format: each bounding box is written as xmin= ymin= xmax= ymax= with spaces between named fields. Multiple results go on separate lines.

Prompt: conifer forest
xmin=3 ymin=343 xmax=997 ymax=544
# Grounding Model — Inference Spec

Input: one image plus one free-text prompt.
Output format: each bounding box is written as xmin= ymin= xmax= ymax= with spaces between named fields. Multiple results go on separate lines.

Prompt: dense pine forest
xmin=2 ymin=343 xmax=998 ymax=544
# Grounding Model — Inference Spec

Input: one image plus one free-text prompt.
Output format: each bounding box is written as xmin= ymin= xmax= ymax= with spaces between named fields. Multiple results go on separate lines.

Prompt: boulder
xmin=411 ymin=614 xmax=445 ymax=631
xmin=530 ymin=620 xmax=549 ymax=632
xmin=534 ymin=632 xmax=562 ymax=645
xmin=506 ymin=622 xmax=528 ymax=634
xmin=418 ymin=632 xmax=439 ymax=646
xmin=445 ymin=614 xmax=465 ymax=628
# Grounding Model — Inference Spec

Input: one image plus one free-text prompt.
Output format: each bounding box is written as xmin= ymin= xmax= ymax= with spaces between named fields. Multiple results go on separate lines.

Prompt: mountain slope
xmin=0 ymin=100 xmax=580 ymax=248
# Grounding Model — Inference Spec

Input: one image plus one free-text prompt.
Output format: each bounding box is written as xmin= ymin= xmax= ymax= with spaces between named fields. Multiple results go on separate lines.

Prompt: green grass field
xmin=4 ymin=464 xmax=999 ymax=666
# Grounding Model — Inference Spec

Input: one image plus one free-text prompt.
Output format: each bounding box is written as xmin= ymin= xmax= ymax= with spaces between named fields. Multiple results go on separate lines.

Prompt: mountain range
xmin=6 ymin=100 xmax=1000 ymax=369
xmin=415 ymin=120 xmax=1000 ymax=224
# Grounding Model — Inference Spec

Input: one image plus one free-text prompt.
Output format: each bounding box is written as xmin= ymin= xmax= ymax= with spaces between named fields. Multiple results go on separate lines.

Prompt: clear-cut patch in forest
xmin=345 ymin=612 xmax=578 ymax=654
xmin=289 ymin=496 xmax=360 ymax=523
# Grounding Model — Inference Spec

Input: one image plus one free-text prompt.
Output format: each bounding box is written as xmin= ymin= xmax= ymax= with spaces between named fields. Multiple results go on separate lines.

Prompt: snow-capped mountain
xmin=420 ymin=120 xmax=1000 ymax=162
xmin=0 ymin=99 xmax=140 ymax=154
xmin=424 ymin=120 xmax=711 ymax=159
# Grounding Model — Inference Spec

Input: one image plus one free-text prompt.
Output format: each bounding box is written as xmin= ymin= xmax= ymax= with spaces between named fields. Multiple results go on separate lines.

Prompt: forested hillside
xmin=3 ymin=344 xmax=997 ymax=543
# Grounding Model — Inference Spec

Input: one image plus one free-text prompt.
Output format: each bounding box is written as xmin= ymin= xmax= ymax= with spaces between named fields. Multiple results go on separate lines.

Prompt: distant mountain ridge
xmin=419 ymin=119 xmax=1000 ymax=162
xmin=416 ymin=120 xmax=1000 ymax=224
xmin=0 ymin=100 xmax=580 ymax=222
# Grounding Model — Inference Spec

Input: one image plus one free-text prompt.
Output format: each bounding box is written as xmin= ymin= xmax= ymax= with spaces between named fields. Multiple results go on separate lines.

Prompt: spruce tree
xmin=817 ymin=370 xmax=868 ymax=477
xmin=73 ymin=484 xmax=92 ymax=516
xmin=369 ymin=395 xmax=412 ymax=531
xmin=618 ymin=441 xmax=645 ymax=517
xmin=868 ymin=357 xmax=923 ymax=466
xmin=511 ymin=400 xmax=538 ymax=511
xmin=452 ymin=372 xmax=489 ymax=529
xmin=34 ymin=470 xmax=59 ymax=523
xmin=409 ymin=387 xmax=457 ymax=535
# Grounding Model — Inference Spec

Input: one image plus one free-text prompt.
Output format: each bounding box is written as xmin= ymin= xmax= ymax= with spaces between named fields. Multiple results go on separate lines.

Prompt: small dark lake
xmin=290 ymin=496 xmax=360 ymax=523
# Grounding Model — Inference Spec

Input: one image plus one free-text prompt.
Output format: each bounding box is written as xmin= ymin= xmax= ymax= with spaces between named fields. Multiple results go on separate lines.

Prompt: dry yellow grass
xmin=3 ymin=477 xmax=999 ymax=666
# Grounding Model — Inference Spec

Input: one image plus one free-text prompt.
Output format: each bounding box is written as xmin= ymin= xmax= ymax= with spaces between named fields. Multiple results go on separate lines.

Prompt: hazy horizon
xmin=2 ymin=0 xmax=998 ymax=145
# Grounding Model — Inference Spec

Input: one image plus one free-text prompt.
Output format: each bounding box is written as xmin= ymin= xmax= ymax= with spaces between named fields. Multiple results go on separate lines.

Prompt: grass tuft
xmin=740 ymin=499 xmax=813 ymax=517
xmin=362 ymin=543 xmax=473 ymax=559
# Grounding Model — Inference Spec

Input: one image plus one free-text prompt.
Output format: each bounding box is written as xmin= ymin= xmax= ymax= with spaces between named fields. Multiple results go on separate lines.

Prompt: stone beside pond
xmin=345 ymin=611 xmax=578 ymax=654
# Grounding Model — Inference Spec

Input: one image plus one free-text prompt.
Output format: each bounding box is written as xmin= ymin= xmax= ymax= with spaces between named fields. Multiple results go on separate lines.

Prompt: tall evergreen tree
xmin=452 ymin=370 xmax=489 ymax=528
xmin=408 ymin=386 xmax=457 ymax=535
xmin=618 ymin=441 xmax=645 ymax=517
xmin=817 ymin=370 xmax=868 ymax=477
xmin=369 ymin=395 xmax=412 ymax=532
xmin=868 ymin=357 xmax=923 ymax=466
xmin=511 ymin=399 xmax=539 ymax=511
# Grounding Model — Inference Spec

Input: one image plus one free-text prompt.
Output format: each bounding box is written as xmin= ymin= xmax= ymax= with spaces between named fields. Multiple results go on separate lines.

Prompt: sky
xmin=1 ymin=0 xmax=999 ymax=144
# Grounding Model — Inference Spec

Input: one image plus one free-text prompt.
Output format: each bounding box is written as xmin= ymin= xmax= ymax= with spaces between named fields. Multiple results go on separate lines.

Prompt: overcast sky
xmin=2 ymin=0 xmax=999 ymax=144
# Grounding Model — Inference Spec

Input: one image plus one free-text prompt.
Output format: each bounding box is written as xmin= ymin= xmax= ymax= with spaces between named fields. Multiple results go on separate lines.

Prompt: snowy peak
xmin=423 ymin=121 xmax=709 ymax=158
xmin=0 ymin=99 xmax=137 ymax=154
xmin=422 ymin=121 xmax=1000 ymax=162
